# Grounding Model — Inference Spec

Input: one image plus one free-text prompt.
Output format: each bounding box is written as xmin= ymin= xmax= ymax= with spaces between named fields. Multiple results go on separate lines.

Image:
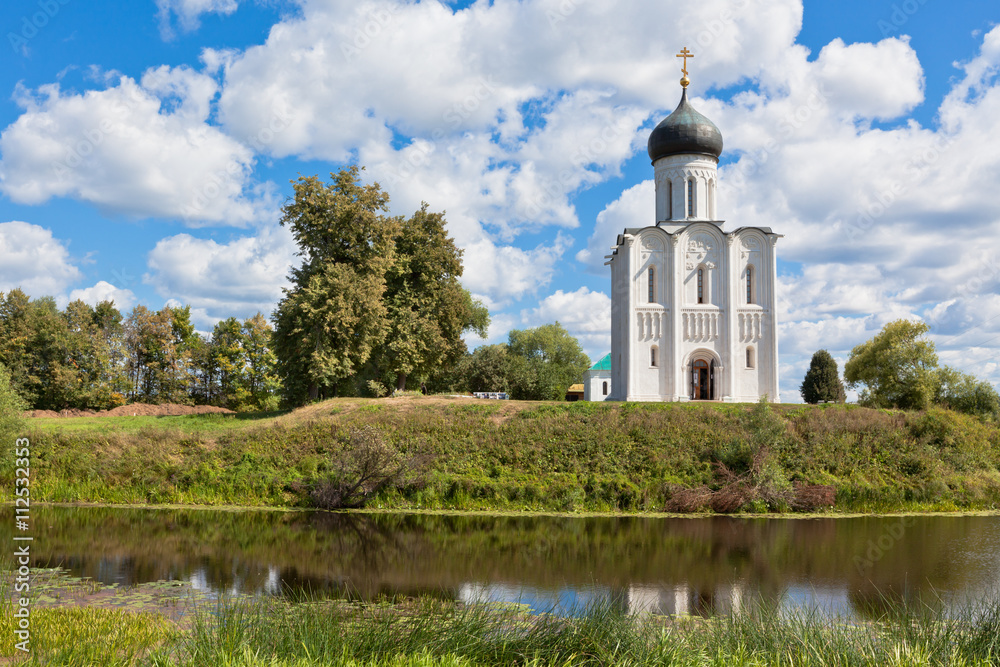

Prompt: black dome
xmin=647 ymin=88 xmax=723 ymax=163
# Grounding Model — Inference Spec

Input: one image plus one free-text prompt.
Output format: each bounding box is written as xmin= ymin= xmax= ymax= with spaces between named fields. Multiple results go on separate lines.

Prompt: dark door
xmin=692 ymin=360 xmax=710 ymax=400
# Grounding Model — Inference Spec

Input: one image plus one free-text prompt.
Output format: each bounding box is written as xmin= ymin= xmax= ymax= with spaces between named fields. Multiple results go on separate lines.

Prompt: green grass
xmin=7 ymin=592 xmax=1000 ymax=666
xmin=26 ymin=410 xmax=287 ymax=436
xmin=5 ymin=396 xmax=1000 ymax=514
xmin=0 ymin=601 xmax=179 ymax=665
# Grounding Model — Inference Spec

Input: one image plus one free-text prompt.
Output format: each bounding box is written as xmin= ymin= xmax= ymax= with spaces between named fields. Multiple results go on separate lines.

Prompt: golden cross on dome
xmin=676 ymin=47 xmax=693 ymax=88
xmin=676 ymin=47 xmax=693 ymax=76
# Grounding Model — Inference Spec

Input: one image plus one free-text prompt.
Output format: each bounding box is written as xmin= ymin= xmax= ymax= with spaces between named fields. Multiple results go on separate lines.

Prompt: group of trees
xmin=802 ymin=319 xmax=1000 ymax=419
xmin=0 ymin=167 xmax=599 ymax=412
xmin=436 ymin=322 xmax=591 ymax=401
xmin=0 ymin=290 xmax=279 ymax=411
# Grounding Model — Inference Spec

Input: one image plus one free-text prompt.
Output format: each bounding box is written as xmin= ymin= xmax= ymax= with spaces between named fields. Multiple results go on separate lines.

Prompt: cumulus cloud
xmin=144 ymin=223 xmax=296 ymax=327
xmin=811 ymin=37 xmax=924 ymax=121
xmin=461 ymin=233 xmax=572 ymax=304
xmin=207 ymin=0 xmax=803 ymax=299
xmin=0 ymin=68 xmax=263 ymax=225
xmin=68 ymin=281 xmax=138 ymax=311
xmin=521 ymin=287 xmax=612 ymax=361
xmin=156 ymin=0 xmax=239 ymax=40
xmin=0 ymin=221 xmax=82 ymax=297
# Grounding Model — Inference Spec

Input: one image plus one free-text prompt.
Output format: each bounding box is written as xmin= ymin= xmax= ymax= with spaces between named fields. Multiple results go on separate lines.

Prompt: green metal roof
xmin=590 ymin=353 xmax=612 ymax=371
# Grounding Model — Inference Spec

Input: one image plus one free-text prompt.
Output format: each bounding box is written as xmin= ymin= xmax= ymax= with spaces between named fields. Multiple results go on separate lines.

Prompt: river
xmin=5 ymin=506 xmax=999 ymax=619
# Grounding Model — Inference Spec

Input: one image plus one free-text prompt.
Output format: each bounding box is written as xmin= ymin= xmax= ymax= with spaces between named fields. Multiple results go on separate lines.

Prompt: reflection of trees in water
xmin=308 ymin=511 xmax=403 ymax=573
xmin=6 ymin=507 xmax=999 ymax=618
xmin=297 ymin=512 xmax=456 ymax=600
xmin=847 ymin=583 xmax=941 ymax=621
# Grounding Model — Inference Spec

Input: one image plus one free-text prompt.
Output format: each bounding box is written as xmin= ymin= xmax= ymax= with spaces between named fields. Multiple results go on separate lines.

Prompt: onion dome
xmin=647 ymin=87 xmax=723 ymax=163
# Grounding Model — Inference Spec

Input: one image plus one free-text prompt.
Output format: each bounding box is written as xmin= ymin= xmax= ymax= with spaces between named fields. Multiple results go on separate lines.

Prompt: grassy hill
xmin=7 ymin=395 xmax=1000 ymax=513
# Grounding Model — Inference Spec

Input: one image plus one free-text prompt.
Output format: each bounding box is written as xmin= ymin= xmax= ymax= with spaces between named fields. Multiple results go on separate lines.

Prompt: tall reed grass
xmin=4 ymin=590 xmax=1000 ymax=665
xmin=175 ymin=591 xmax=1000 ymax=666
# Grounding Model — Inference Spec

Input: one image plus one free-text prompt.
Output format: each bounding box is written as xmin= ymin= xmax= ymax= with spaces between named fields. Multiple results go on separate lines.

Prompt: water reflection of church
xmin=458 ymin=580 xmax=752 ymax=618
xmin=625 ymin=582 xmax=747 ymax=617
xmin=458 ymin=580 xmax=863 ymax=619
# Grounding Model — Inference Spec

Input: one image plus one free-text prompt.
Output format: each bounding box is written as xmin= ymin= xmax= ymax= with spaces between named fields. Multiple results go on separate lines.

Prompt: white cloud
xmin=461 ymin=233 xmax=572 ymax=304
xmin=68 ymin=281 xmax=137 ymax=311
xmin=144 ymin=223 xmax=296 ymax=327
xmin=0 ymin=221 xmax=82 ymax=297
xmin=0 ymin=69 xmax=264 ymax=225
xmin=207 ymin=0 xmax=803 ymax=299
xmin=811 ymin=37 xmax=924 ymax=121
xmin=156 ymin=0 xmax=239 ymax=40
xmin=521 ymin=287 xmax=612 ymax=361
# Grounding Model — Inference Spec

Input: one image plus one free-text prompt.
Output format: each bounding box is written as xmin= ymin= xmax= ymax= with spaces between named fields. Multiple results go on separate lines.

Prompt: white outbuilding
xmin=582 ymin=354 xmax=613 ymax=402
xmin=605 ymin=67 xmax=781 ymax=403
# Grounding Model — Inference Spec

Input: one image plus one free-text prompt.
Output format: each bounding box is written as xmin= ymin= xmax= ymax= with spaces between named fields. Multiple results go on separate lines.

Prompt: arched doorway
xmin=691 ymin=358 xmax=716 ymax=400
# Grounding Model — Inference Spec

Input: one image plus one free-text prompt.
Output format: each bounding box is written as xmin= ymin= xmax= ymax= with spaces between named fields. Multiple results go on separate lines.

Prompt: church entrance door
xmin=692 ymin=359 xmax=712 ymax=400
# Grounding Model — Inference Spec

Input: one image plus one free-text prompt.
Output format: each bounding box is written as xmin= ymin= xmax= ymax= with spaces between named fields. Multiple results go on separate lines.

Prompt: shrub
xmin=366 ymin=380 xmax=388 ymax=398
xmin=310 ymin=426 xmax=424 ymax=509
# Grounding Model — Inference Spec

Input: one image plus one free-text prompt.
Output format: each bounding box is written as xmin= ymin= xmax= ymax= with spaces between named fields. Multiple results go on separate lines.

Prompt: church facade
xmin=606 ymin=68 xmax=781 ymax=403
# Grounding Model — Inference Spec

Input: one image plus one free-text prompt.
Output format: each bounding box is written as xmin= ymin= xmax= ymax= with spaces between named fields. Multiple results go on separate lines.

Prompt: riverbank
xmin=4 ymin=576 xmax=1000 ymax=666
xmin=5 ymin=395 xmax=1000 ymax=514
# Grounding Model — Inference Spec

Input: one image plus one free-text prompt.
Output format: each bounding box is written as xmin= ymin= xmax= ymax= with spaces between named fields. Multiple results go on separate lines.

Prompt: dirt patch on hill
xmin=25 ymin=403 xmax=235 ymax=419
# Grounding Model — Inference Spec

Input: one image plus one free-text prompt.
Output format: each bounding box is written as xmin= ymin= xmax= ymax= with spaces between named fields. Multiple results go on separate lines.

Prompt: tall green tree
xmin=22 ymin=297 xmax=84 ymax=410
xmin=90 ymin=300 xmax=128 ymax=408
xmin=189 ymin=333 xmax=219 ymax=405
xmin=507 ymin=323 xmax=590 ymax=401
xmin=380 ymin=205 xmax=489 ymax=391
xmin=164 ymin=305 xmax=197 ymax=403
xmin=211 ymin=317 xmax=245 ymax=406
xmin=844 ymin=320 xmax=939 ymax=410
xmin=272 ymin=167 xmax=487 ymax=405
xmin=0 ymin=290 xmax=38 ymax=405
xmin=272 ymin=168 xmax=397 ymax=404
xmin=239 ymin=313 xmax=280 ymax=411
xmin=0 ymin=361 xmax=26 ymax=441
xmin=800 ymin=350 xmax=846 ymax=404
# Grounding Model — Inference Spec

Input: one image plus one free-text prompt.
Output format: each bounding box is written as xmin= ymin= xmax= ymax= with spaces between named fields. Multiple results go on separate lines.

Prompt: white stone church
xmin=604 ymin=63 xmax=781 ymax=402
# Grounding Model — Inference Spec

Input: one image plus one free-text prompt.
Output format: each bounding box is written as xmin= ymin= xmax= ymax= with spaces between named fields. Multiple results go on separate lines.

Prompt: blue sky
xmin=1 ymin=0 xmax=999 ymax=402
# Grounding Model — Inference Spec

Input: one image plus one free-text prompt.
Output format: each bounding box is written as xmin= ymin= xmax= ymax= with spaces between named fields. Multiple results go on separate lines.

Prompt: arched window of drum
xmin=687 ymin=179 xmax=694 ymax=217
xmin=667 ymin=181 xmax=673 ymax=219
xmin=746 ymin=265 xmax=754 ymax=304
xmin=648 ymin=266 xmax=655 ymax=303
xmin=746 ymin=347 xmax=755 ymax=369
xmin=697 ymin=267 xmax=705 ymax=304
xmin=602 ymin=381 xmax=608 ymax=396
xmin=650 ymin=346 xmax=658 ymax=367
